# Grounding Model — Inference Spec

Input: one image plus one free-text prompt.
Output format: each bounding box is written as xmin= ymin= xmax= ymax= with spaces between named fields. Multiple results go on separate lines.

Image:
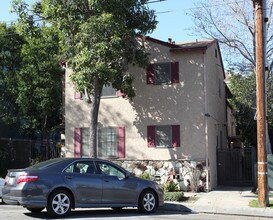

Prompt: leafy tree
xmin=0 ymin=23 xmax=24 ymax=125
xmin=10 ymin=0 xmax=64 ymax=159
xmin=228 ymin=70 xmax=273 ymax=148
xmin=31 ymin=0 xmax=157 ymax=157
xmin=228 ymin=71 xmax=257 ymax=146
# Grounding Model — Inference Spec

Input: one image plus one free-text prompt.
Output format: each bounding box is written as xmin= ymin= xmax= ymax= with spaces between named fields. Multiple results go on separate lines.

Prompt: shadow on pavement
xmin=23 ymin=207 xmax=195 ymax=219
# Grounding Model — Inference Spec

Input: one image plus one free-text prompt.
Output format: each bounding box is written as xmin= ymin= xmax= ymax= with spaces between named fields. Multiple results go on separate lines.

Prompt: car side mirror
xmin=125 ymin=172 xmax=133 ymax=179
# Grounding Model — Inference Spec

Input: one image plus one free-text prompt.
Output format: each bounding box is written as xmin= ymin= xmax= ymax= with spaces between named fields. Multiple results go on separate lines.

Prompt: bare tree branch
xmin=190 ymin=0 xmax=273 ymax=71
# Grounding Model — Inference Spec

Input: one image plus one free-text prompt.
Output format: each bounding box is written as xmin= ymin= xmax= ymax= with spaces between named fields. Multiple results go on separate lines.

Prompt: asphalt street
xmin=0 ymin=204 xmax=272 ymax=220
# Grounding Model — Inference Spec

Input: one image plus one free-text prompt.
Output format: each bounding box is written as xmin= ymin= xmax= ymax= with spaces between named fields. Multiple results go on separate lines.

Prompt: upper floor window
xmin=102 ymin=84 xmax=116 ymax=97
xmin=154 ymin=63 xmax=171 ymax=84
xmin=218 ymin=79 xmax=222 ymax=98
xmin=215 ymin=48 xmax=218 ymax=58
xmin=147 ymin=62 xmax=179 ymax=85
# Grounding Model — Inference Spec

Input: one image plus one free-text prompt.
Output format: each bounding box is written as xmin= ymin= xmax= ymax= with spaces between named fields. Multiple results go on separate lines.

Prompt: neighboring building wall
xmin=64 ymin=38 xmax=226 ymax=190
xmin=202 ymin=44 xmax=226 ymax=189
xmin=227 ymin=105 xmax=237 ymax=137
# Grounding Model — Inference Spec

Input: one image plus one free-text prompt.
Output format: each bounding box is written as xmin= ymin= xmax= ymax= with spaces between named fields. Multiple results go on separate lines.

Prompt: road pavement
xmin=0 ymin=204 xmax=271 ymax=220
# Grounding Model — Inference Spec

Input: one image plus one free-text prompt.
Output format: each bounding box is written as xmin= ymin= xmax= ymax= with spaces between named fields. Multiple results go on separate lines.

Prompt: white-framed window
xmin=98 ymin=127 xmax=117 ymax=158
xmin=82 ymin=128 xmax=90 ymax=157
xmin=147 ymin=125 xmax=180 ymax=148
xmin=147 ymin=62 xmax=179 ymax=85
xmin=74 ymin=126 xmax=125 ymax=158
xmin=101 ymin=84 xmax=116 ymax=97
xmin=218 ymin=79 xmax=222 ymax=98
xmin=155 ymin=125 xmax=172 ymax=148
xmin=154 ymin=63 xmax=171 ymax=85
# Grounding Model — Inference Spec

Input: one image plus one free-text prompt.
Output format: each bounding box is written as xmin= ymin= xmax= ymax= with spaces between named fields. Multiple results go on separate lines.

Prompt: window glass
xmin=102 ymin=84 xmax=116 ymax=97
xmin=156 ymin=125 xmax=172 ymax=148
xmin=82 ymin=128 xmax=90 ymax=157
xmin=98 ymin=162 xmax=125 ymax=179
xmin=81 ymin=127 xmax=119 ymax=159
xmin=218 ymin=79 xmax=222 ymax=98
xmin=64 ymin=161 xmax=96 ymax=174
xmin=98 ymin=127 xmax=117 ymax=158
xmin=154 ymin=63 xmax=171 ymax=85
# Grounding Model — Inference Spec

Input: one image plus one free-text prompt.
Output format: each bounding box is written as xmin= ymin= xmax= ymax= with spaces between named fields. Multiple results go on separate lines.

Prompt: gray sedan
xmin=3 ymin=158 xmax=164 ymax=217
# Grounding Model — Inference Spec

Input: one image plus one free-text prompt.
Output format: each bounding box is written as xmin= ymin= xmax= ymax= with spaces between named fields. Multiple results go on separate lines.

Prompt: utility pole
xmin=254 ymin=0 xmax=268 ymax=207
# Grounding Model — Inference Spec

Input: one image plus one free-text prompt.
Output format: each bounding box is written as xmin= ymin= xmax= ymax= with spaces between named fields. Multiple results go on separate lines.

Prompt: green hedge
xmin=164 ymin=191 xmax=184 ymax=202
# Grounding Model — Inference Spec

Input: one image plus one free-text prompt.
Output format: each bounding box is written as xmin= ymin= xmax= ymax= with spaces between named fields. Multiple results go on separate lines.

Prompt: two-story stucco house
xmin=64 ymin=36 xmax=227 ymax=191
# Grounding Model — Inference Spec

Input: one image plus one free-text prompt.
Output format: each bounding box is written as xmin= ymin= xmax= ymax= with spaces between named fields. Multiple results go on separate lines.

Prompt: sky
xmin=0 ymin=0 xmax=201 ymax=42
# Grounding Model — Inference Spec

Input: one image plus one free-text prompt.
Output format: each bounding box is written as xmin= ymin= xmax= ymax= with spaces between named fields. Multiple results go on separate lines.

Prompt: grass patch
xmin=179 ymin=195 xmax=199 ymax=203
xmin=164 ymin=192 xmax=184 ymax=202
xmin=164 ymin=192 xmax=199 ymax=203
xmin=249 ymin=199 xmax=273 ymax=208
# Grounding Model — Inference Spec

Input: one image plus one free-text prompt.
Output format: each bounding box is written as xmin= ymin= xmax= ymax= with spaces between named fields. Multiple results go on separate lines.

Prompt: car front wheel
xmin=138 ymin=189 xmax=157 ymax=213
xmin=47 ymin=190 xmax=72 ymax=217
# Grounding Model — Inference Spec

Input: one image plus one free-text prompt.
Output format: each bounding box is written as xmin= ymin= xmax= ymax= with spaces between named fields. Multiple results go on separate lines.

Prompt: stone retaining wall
xmin=112 ymin=160 xmax=208 ymax=192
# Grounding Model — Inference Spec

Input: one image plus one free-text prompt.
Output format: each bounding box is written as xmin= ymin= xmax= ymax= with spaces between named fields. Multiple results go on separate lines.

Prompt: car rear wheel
xmin=47 ymin=190 xmax=72 ymax=217
xmin=138 ymin=189 xmax=157 ymax=213
xmin=26 ymin=207 xmax=44 ymax=213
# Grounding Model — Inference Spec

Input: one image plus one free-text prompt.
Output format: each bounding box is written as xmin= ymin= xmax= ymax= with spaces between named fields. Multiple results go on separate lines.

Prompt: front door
xmin=96 ymin=161 xmax=137 ymax=204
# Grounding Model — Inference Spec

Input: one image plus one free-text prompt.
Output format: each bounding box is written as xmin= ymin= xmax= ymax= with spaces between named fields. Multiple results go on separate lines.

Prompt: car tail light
xmin=16 ymin=175 xmax=39 ymax=184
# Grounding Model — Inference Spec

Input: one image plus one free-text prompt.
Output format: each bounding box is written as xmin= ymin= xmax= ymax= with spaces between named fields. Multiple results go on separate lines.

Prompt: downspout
xmin=203 ymin=51 xmax=210 ymax=191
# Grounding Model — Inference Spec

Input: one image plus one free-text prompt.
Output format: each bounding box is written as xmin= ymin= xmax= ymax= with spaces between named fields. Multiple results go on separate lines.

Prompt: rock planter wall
xmin=112 ymin=160 xmax=207 ymax=192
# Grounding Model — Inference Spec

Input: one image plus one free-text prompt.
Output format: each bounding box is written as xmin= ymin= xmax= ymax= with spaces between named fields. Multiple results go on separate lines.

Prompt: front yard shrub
xmin=163 ymin=181 xmax=178 ymax=192
xmin=164 ymin=191 xmax=184 ymax=202
xmin=137 ymin=172 xmax=151 ymax=180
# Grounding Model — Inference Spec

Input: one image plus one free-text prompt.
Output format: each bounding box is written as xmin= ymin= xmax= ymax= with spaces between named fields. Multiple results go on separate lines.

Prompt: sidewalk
xmin=161 ymin=186 xmax=273 ymax=218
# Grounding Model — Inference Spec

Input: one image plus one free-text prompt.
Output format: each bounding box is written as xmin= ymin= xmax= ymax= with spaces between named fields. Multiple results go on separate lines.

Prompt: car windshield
xmin=28 ymin=158 xmax=65 ymax=170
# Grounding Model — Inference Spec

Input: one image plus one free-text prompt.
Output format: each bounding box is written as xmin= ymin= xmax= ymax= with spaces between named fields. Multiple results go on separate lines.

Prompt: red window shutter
xmin=171 ymin=62 xmax=179 ymax=83
xmin=147 ymin=64 xmax=155 ymax=85
xmin=74 ymin=128 xmax=82 ymax=157
xmin=74 ymin=91 xmax=82 ymax=99
xmin=172 ymin=125 xmax=180 ymax=147
xmin=147 ymin=126 xmax=156 ymax=147
xmin=117 ymin=127 xmax=125 ymax=158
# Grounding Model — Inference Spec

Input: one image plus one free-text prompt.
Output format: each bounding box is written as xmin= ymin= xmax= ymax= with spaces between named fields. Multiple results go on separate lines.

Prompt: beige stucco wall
xmin=64 ymin=40 xmax=227 ymax=189
xmin=203 ymin=44 xmax=227 ymax=189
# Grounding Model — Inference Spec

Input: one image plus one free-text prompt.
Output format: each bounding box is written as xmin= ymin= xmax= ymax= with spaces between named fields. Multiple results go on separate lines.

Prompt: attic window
xmin=102 ymin=84 xmax=116 ymax=97
xmin=147 ymin=62 xmax=179 ymax=85
xmin=154 ymin=63 xmax=171 ymax=85
xmin=215 ymin=49 xmax=218 ymax=58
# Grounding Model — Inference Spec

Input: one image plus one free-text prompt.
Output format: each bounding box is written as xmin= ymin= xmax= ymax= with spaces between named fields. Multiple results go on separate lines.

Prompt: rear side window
xmin=28 ymin=158 xmax=64 ymax=170
xmin=64 ymin=161 xmax=96 ymax=174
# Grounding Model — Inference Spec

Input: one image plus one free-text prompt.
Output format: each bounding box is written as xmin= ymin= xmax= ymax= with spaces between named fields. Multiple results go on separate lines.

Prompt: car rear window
xmin=28 ymin=158 xmax=65 ymax=170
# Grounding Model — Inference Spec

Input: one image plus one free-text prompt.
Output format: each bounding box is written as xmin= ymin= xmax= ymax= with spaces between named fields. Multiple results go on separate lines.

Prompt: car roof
xmin=28 ymin=157 xmax=119 ymax=170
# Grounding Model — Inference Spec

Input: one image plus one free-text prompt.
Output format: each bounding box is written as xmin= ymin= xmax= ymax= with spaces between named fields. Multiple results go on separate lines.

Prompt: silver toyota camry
xmin=3 ymin=158 xmax=164 ymax=217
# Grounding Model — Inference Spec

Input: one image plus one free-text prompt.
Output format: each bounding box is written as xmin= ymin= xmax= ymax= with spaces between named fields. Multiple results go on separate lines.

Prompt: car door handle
xmin=65 ymin=176 xmax=73 ymax=180
xmin=104 ymin=179 xmax=110 ymax=182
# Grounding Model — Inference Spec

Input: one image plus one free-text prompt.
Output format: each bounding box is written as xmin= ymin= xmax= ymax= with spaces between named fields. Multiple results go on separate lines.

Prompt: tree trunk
xmin=89 ymin=77 xmax=102 ymax=158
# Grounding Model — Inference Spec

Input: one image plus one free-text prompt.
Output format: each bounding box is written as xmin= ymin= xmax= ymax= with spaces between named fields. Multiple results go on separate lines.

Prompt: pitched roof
xmin=171 ymin=40 xmax=216 ymax=52
xmin=144 ymin=36 xmax=216 ymax=52
xmin=144 ymin=36 xmax=225 ymax=79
